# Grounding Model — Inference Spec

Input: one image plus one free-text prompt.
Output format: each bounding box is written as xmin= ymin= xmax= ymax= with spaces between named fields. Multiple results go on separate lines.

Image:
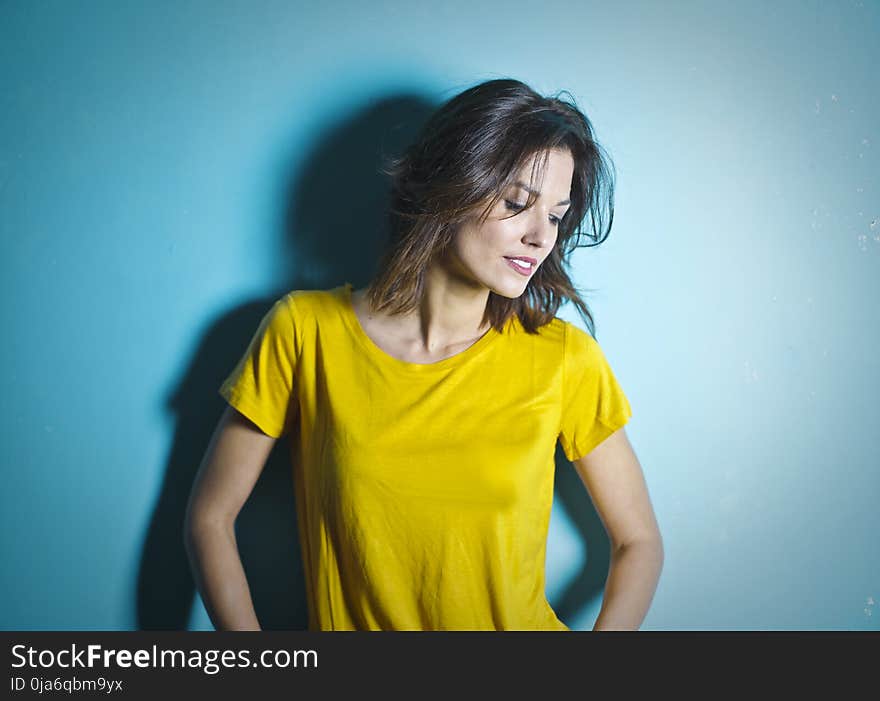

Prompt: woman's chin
xmin=488 ymin=281 xmax=528 ymax=299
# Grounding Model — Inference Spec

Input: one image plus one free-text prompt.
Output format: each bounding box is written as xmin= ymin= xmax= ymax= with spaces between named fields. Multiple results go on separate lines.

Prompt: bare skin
xmin=184 ymin=407 xmax=275 ymax=630
xmin=349 ymin=286 xmax=491 ymax=364
xmin=351 ymin=147 xmax=575 ymax=363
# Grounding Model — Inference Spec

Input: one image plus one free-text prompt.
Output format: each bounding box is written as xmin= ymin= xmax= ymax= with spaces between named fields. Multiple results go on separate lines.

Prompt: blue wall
xmin=1 ymin=0 xmax=877 ymax=630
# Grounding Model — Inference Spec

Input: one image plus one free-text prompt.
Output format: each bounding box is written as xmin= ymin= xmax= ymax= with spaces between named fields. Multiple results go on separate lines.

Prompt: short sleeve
xmin=558 ymin=321 xmax=632 ymax=462
xmin=218 ymin=294 xmax=299 ymax=438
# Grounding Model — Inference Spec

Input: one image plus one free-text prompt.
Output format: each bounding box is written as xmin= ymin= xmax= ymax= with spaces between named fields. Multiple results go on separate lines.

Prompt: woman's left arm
xmin=571 ymin=426 xmax=664 ymax=631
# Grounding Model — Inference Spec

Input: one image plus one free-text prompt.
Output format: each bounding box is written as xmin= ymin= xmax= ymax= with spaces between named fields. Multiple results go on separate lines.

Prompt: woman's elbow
xmin=182 ymin=496 xmax=233 ymax=552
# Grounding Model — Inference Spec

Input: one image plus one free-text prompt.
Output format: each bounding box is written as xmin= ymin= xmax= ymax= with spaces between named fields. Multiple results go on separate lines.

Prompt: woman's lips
xmin=504 ymin=257 xmax=533 ymax=276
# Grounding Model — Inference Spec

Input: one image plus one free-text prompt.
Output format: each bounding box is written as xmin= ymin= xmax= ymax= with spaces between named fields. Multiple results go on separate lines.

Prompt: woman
xmin=184 ymin=78 xmax=663 ymax=631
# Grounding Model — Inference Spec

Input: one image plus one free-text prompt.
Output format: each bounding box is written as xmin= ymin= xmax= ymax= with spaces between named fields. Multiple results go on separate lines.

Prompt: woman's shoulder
xmin=279 ymin=283 xmax=348 ymax=316
xmin=509 ymin=315 xmax=605 ymax=363
xmin=509 ymin=313 xmax=569 ymax=344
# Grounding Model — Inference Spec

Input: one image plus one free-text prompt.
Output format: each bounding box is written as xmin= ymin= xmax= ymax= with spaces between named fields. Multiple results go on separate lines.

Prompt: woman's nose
xmin=523 ymin=213 xmax=555 ymax=248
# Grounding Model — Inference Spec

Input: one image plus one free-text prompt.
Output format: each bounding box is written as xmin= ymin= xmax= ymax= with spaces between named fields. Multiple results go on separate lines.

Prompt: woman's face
xmin=442 ymin=147 xmax=574 ymax=298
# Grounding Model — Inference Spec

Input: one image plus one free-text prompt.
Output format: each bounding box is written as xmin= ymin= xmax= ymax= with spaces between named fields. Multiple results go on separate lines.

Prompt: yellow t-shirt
xmin=219 ymin=282 xmax=632 ymax=630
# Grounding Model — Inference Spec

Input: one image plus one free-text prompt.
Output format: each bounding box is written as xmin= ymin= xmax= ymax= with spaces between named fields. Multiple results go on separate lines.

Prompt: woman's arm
xmin=183 ymin=406 xmax=278 ymax=631
xmin=570 ymin=426 xmax=664 ymax=631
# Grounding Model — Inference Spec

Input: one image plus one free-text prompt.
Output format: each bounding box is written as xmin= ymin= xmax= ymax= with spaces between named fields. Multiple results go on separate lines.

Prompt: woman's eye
xmin=506 ymin=200 xmax=562 ymax=226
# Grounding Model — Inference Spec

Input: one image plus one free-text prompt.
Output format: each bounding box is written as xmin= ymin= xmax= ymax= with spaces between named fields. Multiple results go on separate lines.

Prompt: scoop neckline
xmin=338 ymin=281 xmax=504 ymax=372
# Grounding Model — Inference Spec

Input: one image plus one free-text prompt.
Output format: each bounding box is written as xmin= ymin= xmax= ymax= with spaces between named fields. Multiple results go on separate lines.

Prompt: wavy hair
xmin=367 ymin=78 xmax=616 ymax=337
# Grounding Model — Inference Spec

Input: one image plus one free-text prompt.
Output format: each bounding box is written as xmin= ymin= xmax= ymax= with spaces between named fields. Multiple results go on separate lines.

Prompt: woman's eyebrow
xmin=513 ymin=180 xmax=570 ymax=206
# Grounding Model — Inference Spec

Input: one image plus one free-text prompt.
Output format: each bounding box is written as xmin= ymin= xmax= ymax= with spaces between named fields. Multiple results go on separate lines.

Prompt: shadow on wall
xmin=135 ymin=89 xmax=612 ymax=631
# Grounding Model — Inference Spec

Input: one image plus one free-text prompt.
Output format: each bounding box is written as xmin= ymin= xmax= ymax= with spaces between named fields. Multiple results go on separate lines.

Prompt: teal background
xmin=1 ymin=0 xmax=878 ymax=630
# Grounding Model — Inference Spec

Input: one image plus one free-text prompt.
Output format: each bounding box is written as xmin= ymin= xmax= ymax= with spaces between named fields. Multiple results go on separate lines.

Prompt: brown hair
xmin=367 ymin=78 xmax=616 ymax=337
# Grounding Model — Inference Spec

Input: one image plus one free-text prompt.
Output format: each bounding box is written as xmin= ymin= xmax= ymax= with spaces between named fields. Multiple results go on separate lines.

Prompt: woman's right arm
xmin=183 ymin=405 xmax=278 ymax=631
